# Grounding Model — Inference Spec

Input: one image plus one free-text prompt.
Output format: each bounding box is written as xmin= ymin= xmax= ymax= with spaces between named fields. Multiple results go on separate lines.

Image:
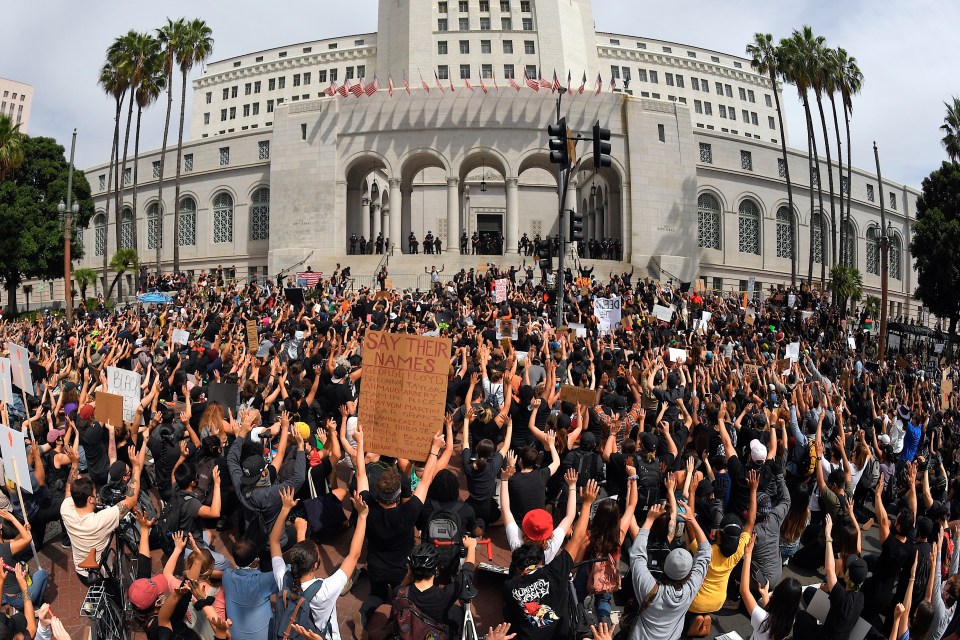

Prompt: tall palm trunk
xmin=118 ymin=94 xmax=136 ymax=251
xmin=113 ymin=93 xmax=126 ymax=255
xmin=172 ymin=68 xmax=188 ymax=275
xmin=104 ymin=98 xmax=121 ymax=293
xmin=844 ymin=104 xmax=853 ymax=245
xmin=815 ymin=92 xmax=837 ymax=269
xmin=801 ymin=94 xmax=817 ymax=285
xmin=829 ymin=92 xmax=845 ymax=265
xmin=155 ymin=78 xmax=174 ymax=275
xmin=131 ymin=105 xmax=144 ymax=258
xmin=770 ymin=68 xmax=796 ymax=285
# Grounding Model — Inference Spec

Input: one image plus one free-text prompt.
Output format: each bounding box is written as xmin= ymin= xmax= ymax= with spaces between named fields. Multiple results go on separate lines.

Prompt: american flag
xmin=449 ymin=77 xmax=455 ymax=92
xmin=595 ymin=73 xmax=603 ymax=95
xmin=493 ymin=74 xmax=500 ymax=91
xmin=539 ymin=74 xmax=552 ymax=90
xmin=365 ymin=76 xmax=379 ymax=96
xmin=610 ymin=76 xmax=617 ymax=92
xmin=325 ymin=81 xmax=336 ymax=97
xmin=351 ymin=78 xmax=365 ymax=97
xmin=524 ymin=71 xmax=539 ymax=91
xmin=420 ymin=71 xmax=429 ymax=93
xmin=578 ymin=72 xmax=587 ymax=95
xmin=338 ymin=81 xmax=350 ymax=97
xmin=509 ymin=74 xmax=520 ymax=91
xmin=388 ymin=74 xmax=394 ymax=97
xmin=404 ymin=73 xmax=411 ymax=95
xmin=296 ymin=271 xmax=321 ymax=288
xmin=552 ymin=71 xmax=562 ymax=92
xmin=566 ymin=70 xmax=572 ymax=94
xmin=479 ymin=76 xmax=488 ymax=94
xmin=464 ymin=76 xmax=473 ymax=91
xmin=435 ymin=71 xmax=444 ymax=92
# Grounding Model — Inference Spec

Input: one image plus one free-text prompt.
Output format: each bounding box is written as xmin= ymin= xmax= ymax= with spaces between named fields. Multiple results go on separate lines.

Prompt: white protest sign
xmin=568 ymin=322 xmax=587 ymax=338
xmin=652 ymin=305 xmax=674 ymax=322
xmin=172 ymin=329 xmax=190 ymax=346
xmin=5 ymin=343 xmax=32 ymax=396
xmin=515 ymin=351 xmax=529 ymax=363
xmin=747 ymin=276 xmax=756 ymax=301
xmin=800 ymin=311 xmax=814 ymax=322
xmin=936 ymin=343 xmax=945 ymax=354
xmin=493 ymin=279 xmax=508 ymax=304
xmin=888 ymin=333 xmax=901 ymax=350
xmin=0 ymin=359 xmax=12 ymax=406
xmin=594 ymin=296 xmax=622 ymax=334
xmin=0 ymin=425 xmax=32 ymax=493
xmin=668 ymin=348 xmax=688 ymax=363
xmin=107 ymin=366 xmax=142 ymax=424
xmin=785 ymin=341 xmax=801 ymax=362
xmin=696 ymin=311 xmax=712 ymax=333
xmin=847 ymin=336 xmax=856 ymax=351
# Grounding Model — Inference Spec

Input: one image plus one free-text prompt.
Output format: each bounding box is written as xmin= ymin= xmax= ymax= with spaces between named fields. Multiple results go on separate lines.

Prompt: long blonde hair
xmin=199 ymin=401 xmax=225 ymax=435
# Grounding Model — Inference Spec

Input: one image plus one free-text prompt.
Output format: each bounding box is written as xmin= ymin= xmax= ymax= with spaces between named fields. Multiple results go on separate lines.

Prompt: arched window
xmin=179 ymin=197 xmax=196 ymax=247
xmin=94 ymin=214 xmax=106 ymax=256
xmin=147 ymin=203 xmax=162 ymax=250
xmin=212 ymin=193 xmax=234 ymax=244
xmin=889 ymin=234 xmax=902 ymax=280
xmin=250 ymin=188 xmax=270 ymax=241
xmin=841 ymin=221 xmax=856 ymax=268
xmin=812 ymin=213 xmax=827 ymax=264
xmin=775 ymin=206 xmax=794 ymax=259
xmin=738 ymin=199 xmax=761 ymax=255
xmin=866 ymin=227 xmax=880 ymax=275
xmin=697 ymin=193 xmax=721 ymax=250
xmin=120 ymin=208 xmax=134 ymax=249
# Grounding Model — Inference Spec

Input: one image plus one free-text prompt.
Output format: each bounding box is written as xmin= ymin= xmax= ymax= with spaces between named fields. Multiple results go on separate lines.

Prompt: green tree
xmin=107 ymin=248 xmax=140 ymax=301
xmin=811 ymin=35 xmax=838 ymax=271
xmin=0 ymin=115 xmax=25 ymax=181
xmin=73 ymin=267 xmax=98 ymax=301
xmin=0 ymin=136 xmax=94 ymax=315
xmin=97 ymin=54 xmax=128 ymax=292
xmin=863 ymin=294 xmax=880 ymax=319
xmin=748 ymin=33 xmax=797 ymax=285
xmin=942 ymin=97 xmax=960 ymax=163
xmin=828 ymin=264 xmax=863 ymax=315
xmin=172 ymin=19 xmax=214 ymax=275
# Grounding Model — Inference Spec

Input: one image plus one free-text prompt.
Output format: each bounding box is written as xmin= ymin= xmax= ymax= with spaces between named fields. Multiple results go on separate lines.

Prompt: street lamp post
xmin=874 ymin=142 xmax=889 ymax=356
xmin=57 ymin=129 xmax=78 ymax=325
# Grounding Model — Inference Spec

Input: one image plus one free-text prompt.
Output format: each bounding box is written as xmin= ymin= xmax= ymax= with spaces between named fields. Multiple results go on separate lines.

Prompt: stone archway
xmin=399 ymin=149 xmax=452 ymax=254
xmin=458 ymin=149 xmax=510 ymax=254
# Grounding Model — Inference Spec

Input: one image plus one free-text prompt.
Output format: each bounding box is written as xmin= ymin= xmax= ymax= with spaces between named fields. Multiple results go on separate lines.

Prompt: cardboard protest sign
xmin=384 ymin=278 xmax=394 ymax=290
xmin=94 ymin=391 xmax=125 ymax=427
xmin=744 ymin=315 xmax=755 ymax=326
xmin=500 ymin=337 xmax=512 ymax=351
xmin=559 ymin=385 xmax=597 ymax=407
xmin=652 ymin=305 xmax=674 ymax=322
xmin=778 ymin=358 xmax=792 ymax=374
xmin=497 ymin=319 xmax=517 ymax=340
xmin=744 ymin=363 xmax=759 ymax=378
xmin=172 ymin=329 xmax=190 ymax=346
xmin=0 ymin=425 xmax=31 ymax=493
xmin=695 ymin=278 xmax=706 ymax=292
xmin=375 ymin=290 xmax=391 ymax=300
xmin=943 ymin=378 xmax=953 ymax=411
xmin=594 ymin=297 xmax=622 ymax=334
xmin=576 ymin=277 xmax=591 ymax=292
xmin=896 ymin=357 xmax=909 ymax=370
xmin=359 ymin=331 xmax=452 ymax=460
xmin=493 ymin=279 xmax=508 ymax=303
xmin=935 ymin=343 xmax=945 ymax=354
xmin=668 ymin=348 xmax=688 ymax=363
xmin=0 ymin=359 xmax=12 ymax=406
xmin=208 ymin=382 xmax=240 ymax=414
xmin=106 ymin=366 xmax=142 ymax=424
xmin=5 ymin=343 xmax=32 ymax=395
xmin=246 ymin=320 xmax=259 ymax=352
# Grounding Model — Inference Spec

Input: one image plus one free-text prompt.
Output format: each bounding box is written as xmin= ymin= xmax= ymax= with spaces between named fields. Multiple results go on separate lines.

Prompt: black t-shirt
xmin=652 ymin=387 xmax=684 ymax=424
xmin=0 ymin=543 xmax=15 ymax=594
xmin=148 ymin=428 xmax=183 ymax=496
xmin=503 ymin=549 xmax=572 ymax=640
xmin=825 ymin=582 xmax=865 ymax=640
xmin=362 ymin=491 xmax=423 ymax=582
xmin=463 ymin=449 xmax=503 ymax=502
xmin=397 ymin=563 xmax=477 ymax=626
xmin=80 ymin=422 xmax=109 ymax=480
xmin=508 ymin=468 xmax=551 ymax=522
xmin=510 ymin=403 xmax=535 ymax=449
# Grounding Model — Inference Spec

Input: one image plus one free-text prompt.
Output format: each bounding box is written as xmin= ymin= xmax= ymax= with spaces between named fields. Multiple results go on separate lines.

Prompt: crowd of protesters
xmin=0 ymin=259 xmax=955 ymax=640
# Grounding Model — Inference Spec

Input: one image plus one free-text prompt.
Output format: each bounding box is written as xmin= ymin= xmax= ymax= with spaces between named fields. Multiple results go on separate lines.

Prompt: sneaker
xmin=60 ymin=535 xmax=72 ymax=549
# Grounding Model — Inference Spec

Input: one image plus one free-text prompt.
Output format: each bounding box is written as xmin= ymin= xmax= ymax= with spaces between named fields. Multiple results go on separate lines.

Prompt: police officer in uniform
xmin=349 ymin=233 xmax=358 ymax=255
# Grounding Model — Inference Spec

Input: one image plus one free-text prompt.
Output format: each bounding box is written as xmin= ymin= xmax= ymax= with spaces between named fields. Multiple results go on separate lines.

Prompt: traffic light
xmin=592 ymin=121 xmax=612 ymax=169
xmin=537 ymin=243 xmax=553 ymax=271
xmin=548 ymin=117 xmax=570 ymax=167
xmin=569 ymin=209 xmax=584 ymax=242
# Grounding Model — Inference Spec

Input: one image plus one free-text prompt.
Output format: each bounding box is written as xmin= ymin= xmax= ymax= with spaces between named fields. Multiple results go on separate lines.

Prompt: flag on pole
xmin=566 ymin=70 xmax=572 ymax=94
xmin=351 ymin=77 xmax=365 ymax=97
xmin=610 ymin=76 xmax=617 ymax=92
xmin=509 ymin=73 xmax=520 ymax=91
xmin=494 ymin=74 xmax=500 ymax=91
xmin=449 ymin=77 xmax=455 ymax=92
xmin=419 ymin=70 xmax=429 ymax=93
xmin=339 ymin=80 xmax=350 ymax=97
xmin=365 ymin=76 xmax=379 ymax=97
xmin=524 ymin=70 xmax=539 ymax=91
xmin=552 ymin=70 xmax=562 ymax=92
xmin=435 ymin=71 xmax=444 ymax=92
xmin=539 ymin=74 xmax=552 ymax=90
xmin=465 ymin=75 xmax=473 ymax=91
xmin=479 ymin=74 xmax=488 ymax=94
xmin=578 ymin=71 xmax=587 ymax=95
xmin=388 ymin=75 xmax=394 ymax=97
xmin=404 ymin=72 xmax=411 ymax=95
xmin=595 ymin=73 xmax=602 ymax=95
xmin=325 ymin=81 xmax=336 ymax=97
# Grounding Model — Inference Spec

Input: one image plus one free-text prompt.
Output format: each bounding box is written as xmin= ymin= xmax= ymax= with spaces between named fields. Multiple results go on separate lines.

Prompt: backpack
xmin=392 ymin=585 xmax=449 ymax=640
xmin=425 ymin=501 xmax=466 ymax=576
xmin=636 ymin=458 xmax=661 ymax=510
xmin=588 ymin=554 xmax=622 ymax=594
xmin=568 ymin=449 xmax=605 ymax=489
xmin=157 ymin=492 xmax=195 ymax=553
xmin=860 ymin=457 xmax=881 ymax=490
xmin=793 ymin=440 xmax=818 ymax=478
xmin=194 ymin=458 xmax=217 ymax=506
xmin=271 ymin=571 xmax=328 ymax=640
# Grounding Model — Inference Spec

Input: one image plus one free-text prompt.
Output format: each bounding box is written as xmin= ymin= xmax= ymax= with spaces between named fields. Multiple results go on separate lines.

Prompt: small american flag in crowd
xmin=296 ymin=271 xmax=321 ymax=287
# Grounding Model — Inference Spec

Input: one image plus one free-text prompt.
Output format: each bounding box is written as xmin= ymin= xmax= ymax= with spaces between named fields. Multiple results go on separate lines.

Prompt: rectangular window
xmin=699 ymin=142 xmax=713 ymax=163
xmin=220 ymin=109 xmax=227 ymax=122
xmin=751 ymin=112 xmax=758 ymax=126
xmin=438 ymin=65 xmax=449 ymax=80
xmin=739 ymin=87 xmax=746 ymax=100
xmin=252 ymin=103 xmax=259 ymax=115
xmin=637 ymin=69 xmax=647 ymax=83
xmin=503 ymin=40 xmax=513 ymax=53
xmin=768 ymin=116 xmax=776 ymax=130
xmin=841 ymin=176 xmax=849 ymax=195
xmin=231 ymin=86 xmax=238 ymax=98
xmin=890 ymin=192 xmax=897 ymax=209
xmin=742 ymin=109 xmax=749 ymax=123
xmin=278 ymin=77 xmax=285 ymax=89
xmin=665 ymin=73 xmax=674 ymax=86
xmin=219 ymin=147 xmax=230 ymax=166
xmin=345 ymin=67 xmax=354 ymax=80
xmin=460 ymin=40 xmax=470 ymax=54
xmin=459 ymin=0 xmax=468 ymax=10
xmin=778 ymin=158 xmax=786 ymax=177
xmin=691 ymin=77 xmax=699 ymax=91
xmin=438 ymin=41 xmax=448 ymax=54
xmin=203 ymin=112 xmax=210 ymax=125
xmin=330 ymin=69 xmax=338 ymax=81
xmin=205 ymin=92 xmax=212 ymax=104
xmin=253 ymin=81 xmax=261 ymax=94
xmin=694 ymin=99 xmax=702 ymax=114
xmin=279 ymin=51 xmax=287 ymax=58
xmin=525 ymin=64 xmax=537 ymax=78
xmin=303 ymin=72 xmax=311 ymax=85
xmin=439 ymin=1 xmax=448 ymax=12
xmin=267 ymin=99 xmax=274 ymax=113
xmin=651 ymin=93 xmax=660 ymax=99
xmin=500 ymin=0 xmax=509 ymax=10
xmin=501 ymin=17 xmax=512 ymax=29
xmin=303 ymin=47 xmax=312 ymax=53
xmin=245 ymin=83 xmax=252 ymax=95
xmin=675 ymin=75 xmax=684 ymax=88
xmin=98 ymin=174 xmax=106 ymax=190
xmin=715 ymin=82 xmax=723 ymax=95
xmin=867 ymin=184 xmax=875 ymax=202
xmin=663 ymin=46 xmax=672 ymax=53
xmin=259 ymin=141 xmax=270 ymax=160
xmin=622 ymin=67 xmax=631 ymax=82
xmin=524 ymin=40 xmax=535 ymax=54
xmin=460 ymin=65 xmax=471 ymax=79
xmin=520 ymin=0 xmax=530 ymax=10
xmin=268 ymin=78 xmax=276 ymax=90
xmin=718 ymin=105 xmax=727 ymax=118
xmin=229 ymin=106 xmax=236 ymax=120
xmin=729 ymin=107 xmax=737 ymax=121
xmin=480 ymin=17 xmax=490 ymax=30
xmin=481 ymin=64 xmax=493 ymax=78
xmin=318 ymin=71 xmax=327 ymax=83
xmin=438 ymin=18 xmax=448 ymax=31
xmin=151 ymin=161 xmax=160 ymax=178
xmin=748 ymin=89 xmax=755 ymax=103
xmin=459 ymin=17 xmax=469 ymax=30
xmin=243 ymin=104 xmax=250 ymax=117
xmin=711 ymin=55 xmax=720 ymax=63
xmin=479 ymin=0 xmax=489 ymax=11
xmin=522 ymin=17 xmax=533 ymax=30
xmin=222 ymin=88 xmax=229 ymax=100
xmin=503 ymin=64 xmax=515 ymax=78
xmin=688 ymin=51 xmax=697 ymax=58
xmin=610 ymin=66 xmax=620 ymax=80
xmin=741 ymin=150 xmax=753 ymax=171
xmin=481 ymin=40 xmax=491 ymax=53
xmin=766 ymin=95 xmax=773 ymax=108
xmin=357 ymin=65 xmax=365 ymax=78
xmin=704 ymin=102 xmax=712 ymax=116
xmin=637 ymin=42 xmax=647 ymax=49
xmin=724 ymin=84 xmax=732 ymax=98
xmin=649 ymin=70 xmax=658 ymax=83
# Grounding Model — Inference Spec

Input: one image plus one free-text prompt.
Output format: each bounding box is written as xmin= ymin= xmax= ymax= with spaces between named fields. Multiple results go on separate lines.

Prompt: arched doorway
xmin=459 ymin=149 xmax=509 ymax=255
xmin=399 ymin=150 xmax=451 ymax=254
xmin=344 ymin=154 xmax=390 ymax=254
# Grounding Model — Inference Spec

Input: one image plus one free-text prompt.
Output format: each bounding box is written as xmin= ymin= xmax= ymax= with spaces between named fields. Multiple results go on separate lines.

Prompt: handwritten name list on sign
xmin=107 ymin=366 xmax=142 ymax=424
xmin=359 ymin=331 xmax=451 ymax=461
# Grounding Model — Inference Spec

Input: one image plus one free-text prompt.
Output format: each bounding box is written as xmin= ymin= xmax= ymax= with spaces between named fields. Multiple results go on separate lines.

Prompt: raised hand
xmin=279 ymin=486 xmax=299 ymax=511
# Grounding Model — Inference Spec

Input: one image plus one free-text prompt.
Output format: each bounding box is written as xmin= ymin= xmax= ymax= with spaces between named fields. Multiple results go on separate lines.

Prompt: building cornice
xmin=194 ymin=47 xmax=378 ymax=89
xmin=597 ymin=46 xmax=774 ymax=91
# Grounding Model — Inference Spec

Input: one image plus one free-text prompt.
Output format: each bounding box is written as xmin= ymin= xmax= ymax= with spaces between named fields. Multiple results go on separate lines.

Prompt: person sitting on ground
xmin=739 ymin=534 xmax=803 ymax=640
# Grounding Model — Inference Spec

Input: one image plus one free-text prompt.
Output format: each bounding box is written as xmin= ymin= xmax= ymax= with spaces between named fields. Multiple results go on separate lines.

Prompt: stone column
xmin=401 ymin=185 xmax=413 ymax=253
xmin=389 ymin=179 xmax=402 ymax=254
xmin=587 ymin=211 xmax=594 ymax=246
xmin=505 ymin=177 xmax=519 ymax=253
xmin=371 ymin=201 xmax=382 ymax=239
xmin=619 ymin=187 xmax=631 ymax=257
xmin=446 ymin=177 xmax=460 ymax=253
xmin=361 ymin=197 xmax=371 ymax=240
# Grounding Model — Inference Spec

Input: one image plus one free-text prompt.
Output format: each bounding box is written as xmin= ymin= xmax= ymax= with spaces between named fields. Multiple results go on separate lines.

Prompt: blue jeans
xmin=2 ymin=568 xmax=49 ymax=607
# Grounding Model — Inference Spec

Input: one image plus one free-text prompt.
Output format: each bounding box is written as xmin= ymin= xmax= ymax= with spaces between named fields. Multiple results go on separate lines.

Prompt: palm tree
xmin=838 ymin=52 xmax=863 ymax=255
xmin=824 ymin=48 xmax=847 ymax=267
xmin=863 ymin=294 xmax=881 ymax=320
xmin=110 ymin=32 xmax=140 ymax=252
xmin=808 ymin=31 xmax=838 ymax=270
xmin=107 ymin=248 xmax=140 ymax=301
xmin=155 ymin=18 xmax=187 ymax=277
xmin=172 ymin=19 xmax=214 ymax=275
xmin=941 ymin=96 xmax=960 ymax=163
xmin=73 ymin=267 xmax=98 ymax=302
xmin=22 ymin=285 xmax=32 ymax=312
xmin=0 ymin=114 xmax=25 ymax=182
xmin=828 ymin=265 xmax=863 ymax=315
xmin=97 ymin=56 xmax=129 ymax=294
xmin=748 ymin=33 xmax=797 ymax=285
xmin=129 ymin=35 xmax=164 ymax=263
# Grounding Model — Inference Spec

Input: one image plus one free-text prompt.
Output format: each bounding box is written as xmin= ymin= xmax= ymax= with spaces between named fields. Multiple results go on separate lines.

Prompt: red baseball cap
xmin=77 ymin=404 xmax=95 ymax=421
xmin=521 ymin=509 xmax=553 ymax=542
xmin=128 ymin=575 xmax=168 ymax=611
